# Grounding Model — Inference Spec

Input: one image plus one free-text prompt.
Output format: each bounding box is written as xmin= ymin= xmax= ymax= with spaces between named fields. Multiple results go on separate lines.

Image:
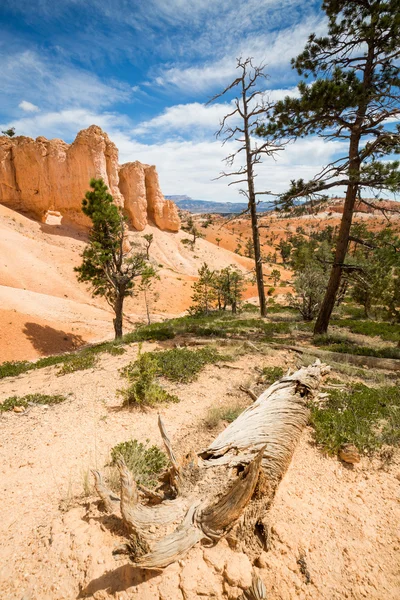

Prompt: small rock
xmin=339 ymin=444 xmax=360 ymax=464
xmin=149 ymin=524 xmax=156 ymax=533
xmin=13 ymin=406 xmax=25 ymax=413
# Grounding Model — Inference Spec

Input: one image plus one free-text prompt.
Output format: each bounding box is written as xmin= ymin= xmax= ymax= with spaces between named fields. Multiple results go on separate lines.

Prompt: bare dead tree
xmin=208 ymin=57 xmax=284 ymax=317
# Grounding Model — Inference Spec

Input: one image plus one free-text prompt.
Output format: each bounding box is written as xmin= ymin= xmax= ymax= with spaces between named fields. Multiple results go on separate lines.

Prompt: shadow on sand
xmin=23 ymin=322 xmax=86 ymax=356
xmin=78 ymin=563 xmax=161 ymax=598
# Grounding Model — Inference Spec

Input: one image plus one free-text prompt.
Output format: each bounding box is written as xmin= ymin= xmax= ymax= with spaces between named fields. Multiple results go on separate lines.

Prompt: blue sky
xmin=0 ymin=0 xmax=345 ymax=202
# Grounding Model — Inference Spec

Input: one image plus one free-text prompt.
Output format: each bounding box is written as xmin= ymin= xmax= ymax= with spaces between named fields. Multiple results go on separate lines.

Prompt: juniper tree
xmin=209 ymin=58 xmax=284 ymax=317
xmin=142 ymin=233 xmax=154 ymax=260
xmin=190 ymin=263 xmax=217 ymax=314
xmin=75 ymin=178 xmax=146 ymax=339
xmin=258 ymin=0 xmax=400 ymax=334
xmin=182 ymin=216 xmax=205 ymax=249
xmin=139 ymin=265 xmax=160 ymax=325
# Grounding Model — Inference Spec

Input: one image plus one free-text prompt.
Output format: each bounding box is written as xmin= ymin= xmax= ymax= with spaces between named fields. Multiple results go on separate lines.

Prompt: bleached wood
xmin=92 ymin=361 xmax=329 ymax=568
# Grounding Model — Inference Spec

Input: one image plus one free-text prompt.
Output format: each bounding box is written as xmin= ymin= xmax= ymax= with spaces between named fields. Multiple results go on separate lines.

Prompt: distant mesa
xmin=167 ymin=195 xmax=274 ymax=214
xmin=0 ymin=125 xmax=180 ymax=232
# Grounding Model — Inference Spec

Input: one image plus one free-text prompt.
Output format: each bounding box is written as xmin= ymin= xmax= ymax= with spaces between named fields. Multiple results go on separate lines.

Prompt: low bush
xmin=0 ymin=393 xmax=67 ymax=412
xmin=310 ymin=384 xmax=400 ymax=455
xmin=119 ymin=351 xmax=179 ymax=407
xmin=57 ymin=352 xmax=98 ymax=375
xmin=109 ymin=439 xmax=168 ymax=490
xmin=260 ymin=366 xmax=285 ymax=384
xmin=123 ymin=346 xmax=231 ymax=385
xmin=332 ymin=319 xmax=400 ymax=343
xmin=314 ymin=336 xmax=400 ymax=360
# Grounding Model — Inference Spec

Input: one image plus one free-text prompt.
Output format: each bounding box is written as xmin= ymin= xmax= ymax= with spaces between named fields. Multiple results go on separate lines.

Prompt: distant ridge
xmin=166 ymin=195 xmax=274 ymax=214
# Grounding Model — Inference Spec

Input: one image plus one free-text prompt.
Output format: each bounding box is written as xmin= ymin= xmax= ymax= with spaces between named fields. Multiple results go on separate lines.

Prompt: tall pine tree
xmin=75 ymin=178 xmax=146 ymax=338
xmin=258 ymin=0 xmax=400 ymax=333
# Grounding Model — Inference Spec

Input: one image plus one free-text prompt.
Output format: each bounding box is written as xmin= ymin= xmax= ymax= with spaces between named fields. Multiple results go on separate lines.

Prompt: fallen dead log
xmin=92 ymin=360 xmax=329 ymax=569
xmin=272 ymin=343 xmax=400 ymax=371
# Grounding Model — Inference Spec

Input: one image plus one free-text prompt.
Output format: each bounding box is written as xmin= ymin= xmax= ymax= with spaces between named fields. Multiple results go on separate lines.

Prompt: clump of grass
xmin=241 ymin=303 xmax=259 ymax=313
xmin=109 ymin=438 xmax=168 ymax=490
xmin=204 ymin=403 xmax=245 ymax=429
xmin=260 ymin=366 xmax=285 ymax=384
xmin=57 ymin=352 xmax=98 ymax=375
xmin=119 ymin=350 xmax=179 ymax=407
xmin=124 ymin=346 xmax=232 ymax=384
xmin=314 ymin=336 xmax=400 ymax=360
xmin=0 ymin=393 xmax=67 ymax=412
xmin=106 ymin=345 xmax=126 ymax=356
xmin=332 ymin=319 xmax=400 ymax=343
xmin=310 ymin=384 xmax=400 ymax=455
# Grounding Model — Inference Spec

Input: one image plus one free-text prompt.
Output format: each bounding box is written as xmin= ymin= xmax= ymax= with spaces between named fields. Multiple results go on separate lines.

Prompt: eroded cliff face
xmin=0 ymin=125 xmax=180 ymax=231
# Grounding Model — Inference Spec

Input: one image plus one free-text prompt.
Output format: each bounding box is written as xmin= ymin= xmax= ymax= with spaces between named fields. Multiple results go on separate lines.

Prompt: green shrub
xmin=109 ymin=439 xmax=168 ymax=489
xmin=241 ymin=303 xmax=259 ymax=313
xmin=119 ymin=351 xmax=179 ymax=407
xmin=310 ymin=384 xmax=400 ymax=455
xmin=314 ymin=336 xmax=400 ymax=360
xmin=57 ymin=352 xmax=98 ymax=375
xmin=0 ymin=393 xmax=67 ymax=412
xmin=124 ymin=346 xmax=231 ymax=384
xmin=332 ymin=319 xmax=400 ymax=343
xmin=260 ymin=366 xmax=285 ymax=384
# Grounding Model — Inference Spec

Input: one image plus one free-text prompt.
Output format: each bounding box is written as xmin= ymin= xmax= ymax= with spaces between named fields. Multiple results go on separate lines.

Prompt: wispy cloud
xmin=1 ymin=50 xmax=132 ymax=114
xmin=19 ymin=100 xmax=39 ymax=112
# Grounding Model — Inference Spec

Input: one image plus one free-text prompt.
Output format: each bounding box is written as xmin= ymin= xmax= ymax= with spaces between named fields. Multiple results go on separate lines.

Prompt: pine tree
xmin=258 ymin=0 xmax=400 ymax=333
xmin=75 ymin=178 xmax=146 ymax=338
xmin=190 ymin=263 xmax=217 ymax=314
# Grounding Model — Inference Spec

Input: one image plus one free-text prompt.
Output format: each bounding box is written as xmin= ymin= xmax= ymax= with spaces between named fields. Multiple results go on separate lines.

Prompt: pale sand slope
xmin=0 ymin=204 xmax=254 ymax=361
xmin=0 ymin=346 xmax=398 ymax=599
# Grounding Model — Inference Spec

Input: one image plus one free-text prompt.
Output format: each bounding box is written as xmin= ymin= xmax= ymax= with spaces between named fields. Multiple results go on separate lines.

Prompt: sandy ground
xmin=0 ymin=344 xmax=399 ymax=599
xmin=0 ymin=205 xmax=255 ymax=362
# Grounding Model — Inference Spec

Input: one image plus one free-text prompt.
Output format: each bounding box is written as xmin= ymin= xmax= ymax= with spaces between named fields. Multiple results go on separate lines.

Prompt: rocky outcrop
xmin=0 ymin=125 xmax=180 ymax=231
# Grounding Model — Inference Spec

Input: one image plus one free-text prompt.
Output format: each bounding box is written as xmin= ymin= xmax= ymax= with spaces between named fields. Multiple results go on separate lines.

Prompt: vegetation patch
xmin=310 ymin=384 xmax=400 ymax=455
xmin=124 ymin=346 xmax=232 ymax=384
xmin=260 ymin=366 xmax=285 ymax=384
xmin=314 ymin=335 xmax=400 ymax=360
xmin=0 ymin=393 xmax=67 ymax=412
xmin=204 ymin=403 xmax=245 ymax=429
xmin=109 ymin=439 xmax=168 ymax=490
xmin=119 ymin=351 xmax=179 ymax=407
xmin=332 ymin=319 xmax=400 ymax=343
xmin=57 ymin=352 xmax=98 ymax=375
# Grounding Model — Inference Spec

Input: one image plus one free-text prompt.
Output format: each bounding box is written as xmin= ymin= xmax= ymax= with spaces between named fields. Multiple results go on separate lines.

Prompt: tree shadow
xmin=39 ymin=221 xmax=89 ymax=242
xmin=78 ymin=563 xmax=161 ymax=598
xmin=23 ymin=322 xmax=86 ymax=356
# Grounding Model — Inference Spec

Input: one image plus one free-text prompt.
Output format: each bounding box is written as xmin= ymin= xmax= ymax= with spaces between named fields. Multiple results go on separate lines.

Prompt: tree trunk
xmin=314 ymin=165 xmax=360 ymax=334
xmin=92 ymin=361 xmax=329 ymax=568
xmin=113 ymin=292 xmax=124 ymax=339
xmin=242 ymin=82 xmax=267 ymax=318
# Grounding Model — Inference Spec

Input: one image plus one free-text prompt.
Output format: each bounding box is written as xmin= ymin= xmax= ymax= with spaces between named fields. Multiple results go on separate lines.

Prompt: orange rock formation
xmin=0 ymin=125 xmax=180 ymax=231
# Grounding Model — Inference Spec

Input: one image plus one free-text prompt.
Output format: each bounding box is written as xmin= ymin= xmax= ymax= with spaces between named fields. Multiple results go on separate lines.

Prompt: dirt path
xmin=0 ymin=345 xmax=399 ymax=600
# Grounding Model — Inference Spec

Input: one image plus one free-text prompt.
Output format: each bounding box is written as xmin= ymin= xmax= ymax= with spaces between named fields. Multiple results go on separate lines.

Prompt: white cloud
xmin=112 ymin=132 xmax=346 ymax=201
xmin=19 ymin=100 xmax=40 ymax=112
xmin=132 ymin=89 xmax=298 ymax=137
xmin=0 ymin=109 xmax=129 ymax=141
xmin=133 ymin=102 xmax=233 ymax=136
xmin=1 ymin=50 xmax=132 ymax=113
xmin=150 ymin=16 xmax=326 ymax=94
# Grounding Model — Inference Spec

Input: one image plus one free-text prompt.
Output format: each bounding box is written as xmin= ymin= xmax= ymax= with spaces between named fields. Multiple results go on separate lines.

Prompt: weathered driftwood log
xmin=93 ymin=360 xmax=329 ymax=569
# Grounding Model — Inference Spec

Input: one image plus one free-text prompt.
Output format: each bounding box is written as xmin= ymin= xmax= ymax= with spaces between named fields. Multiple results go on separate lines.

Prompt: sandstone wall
xmin=0 ymin=125 xmax=180 ymax=231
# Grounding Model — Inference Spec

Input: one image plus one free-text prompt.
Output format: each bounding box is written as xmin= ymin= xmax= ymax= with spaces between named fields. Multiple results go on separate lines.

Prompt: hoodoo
xmin=0 ymin=125 xmax=180 ymax=231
